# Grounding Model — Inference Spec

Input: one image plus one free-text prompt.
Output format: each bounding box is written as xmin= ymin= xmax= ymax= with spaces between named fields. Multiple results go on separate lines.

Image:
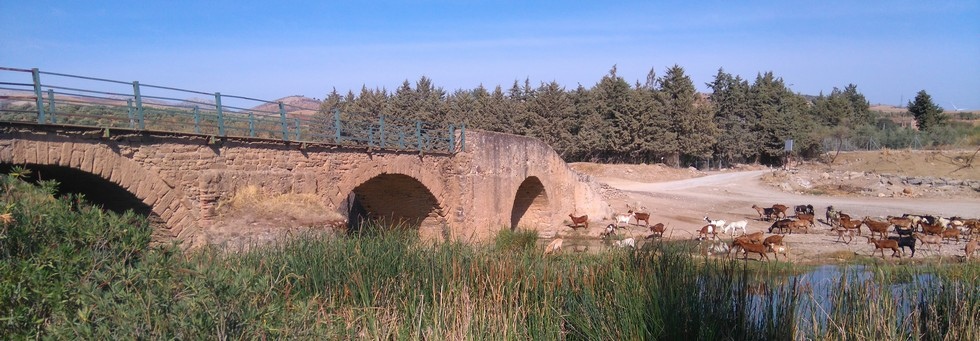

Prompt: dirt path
xmin=587 ymin=170 xmax=980 ymax=263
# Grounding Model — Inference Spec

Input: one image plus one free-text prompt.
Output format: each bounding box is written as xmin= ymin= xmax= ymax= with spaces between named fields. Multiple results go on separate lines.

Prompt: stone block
xmin=81 ymin=147 xmax=96 ymax=173
xmin=142 ymin=187 xmax=162 ymax=207
xmin=59 ymin=142 xmax=73 ymax=166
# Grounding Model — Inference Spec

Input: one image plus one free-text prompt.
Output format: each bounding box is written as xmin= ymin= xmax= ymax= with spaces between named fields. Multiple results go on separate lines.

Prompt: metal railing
xmin=0 ymin=67 xmax=465 ymax=153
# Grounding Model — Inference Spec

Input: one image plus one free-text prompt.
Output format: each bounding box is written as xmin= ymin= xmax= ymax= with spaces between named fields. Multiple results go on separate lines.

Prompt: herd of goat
xmin=560 ymin=204 xmax=980 ymax=261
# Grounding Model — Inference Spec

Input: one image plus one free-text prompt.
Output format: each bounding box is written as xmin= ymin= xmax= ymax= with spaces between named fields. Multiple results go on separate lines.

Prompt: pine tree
xmin=749 ymin=72 xmax=808 ymax=163
xmin=708 ymin=69 xmax=755 ymax=165
xmin=658 ymin=65 xmax=717 ymax=166
xmin=591 ymin=65 xmax=638 ymax=161
xmin=907 ymin=90 xmax=947 ymax=131
xmin=527 ymin=81 xmax=574 ymax=157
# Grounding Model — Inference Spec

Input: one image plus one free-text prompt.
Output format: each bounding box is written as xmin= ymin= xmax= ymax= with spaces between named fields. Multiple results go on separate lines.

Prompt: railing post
xmin=294 ymin=118 xmax=301 ymax=141
xmin=215 ymin=92 xmax=225 ymax=136
xmin=449 ymin=124 xmax=455 ymax=153
xmin=378 ymin=115 xmax=386 ymax=149
xmin=132 ymin=81 xmax=145 ymax=130
xmin=416 ymin=121 xmax=423 ymax=151
xmin=126 ymin=99 xmax=135 ymax=129
xmin=333 ymin=109 xmax=342 ymax=144
xmin=368 ymin=127 xmax=375 ymax=148
xmin=460 ymin=124 xmax=465 ymax=152
xmin=193 ymin=106 xmax=201 ymax=134
xmin=248 ymin=112 xmax=255 ymax=137
xmin=31 ymin=68 xmax=46 ymax=124
xmin=279 ymin=102 xmax=288 ymax=141
xmin=46 ymin=89 xmax=57 ymax=124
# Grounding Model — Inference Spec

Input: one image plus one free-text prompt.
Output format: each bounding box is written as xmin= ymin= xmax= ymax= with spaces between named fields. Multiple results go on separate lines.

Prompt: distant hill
xmin=870 ymin=104 xmax=908 ymax=114
xmin=251 ymin=96 xmax=322 ymax=117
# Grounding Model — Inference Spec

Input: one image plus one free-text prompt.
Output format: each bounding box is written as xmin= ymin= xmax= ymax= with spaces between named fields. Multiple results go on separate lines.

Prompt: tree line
xmin=316 ymin=65 xmax=959 ymax=167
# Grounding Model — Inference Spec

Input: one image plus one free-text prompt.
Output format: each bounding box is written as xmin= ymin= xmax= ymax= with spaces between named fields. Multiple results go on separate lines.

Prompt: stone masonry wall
xmin=0 ymin=125 xmax=608 ymax=245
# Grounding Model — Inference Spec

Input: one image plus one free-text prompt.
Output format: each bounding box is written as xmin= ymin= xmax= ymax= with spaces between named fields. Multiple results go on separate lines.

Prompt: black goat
xmin=888 ymin=236 xmax=917 ymax=258
xmin=795 ymin=204 xmax=814 ymax=216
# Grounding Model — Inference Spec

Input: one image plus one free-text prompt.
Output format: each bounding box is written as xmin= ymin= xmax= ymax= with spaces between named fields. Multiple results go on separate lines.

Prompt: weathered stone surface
xmin=0 ymin=127 xmax=608 ymax=247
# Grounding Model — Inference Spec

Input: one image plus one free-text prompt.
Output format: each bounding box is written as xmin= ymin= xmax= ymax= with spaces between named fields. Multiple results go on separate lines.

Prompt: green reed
xmin=2 ymin=171 xmax=978 ymax=339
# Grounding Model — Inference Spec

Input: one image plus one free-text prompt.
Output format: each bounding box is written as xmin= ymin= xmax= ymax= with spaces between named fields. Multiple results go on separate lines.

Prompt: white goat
xmin=614 ymin=212 xmax=634 ymax=228
xmin=544 ymin=238 xmax=563 ymax=255
xmin=723 ymin=220 xmax=749 ymax=237
xmin=704 ymin=216 xmax=726 ymax=229
xmin=600 ymin=224 xmax=617 ymax=239
xmin=615 ymin=237 xmax=636 ymax=248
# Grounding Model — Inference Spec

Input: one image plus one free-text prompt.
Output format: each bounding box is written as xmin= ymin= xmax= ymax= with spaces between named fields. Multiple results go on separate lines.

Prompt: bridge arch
xmin=342 ymin=172 xmax=446 ymax=239
xmin=0 ymin=163 xmax=158 ymax=217
xmin=510 ymin=176 xmax=551 ymax=230
xmin=1 ymin=139 xmax=197 ymax=241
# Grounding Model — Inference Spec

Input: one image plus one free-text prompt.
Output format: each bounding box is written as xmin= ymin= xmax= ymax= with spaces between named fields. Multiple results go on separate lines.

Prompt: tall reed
xmin=2 ymin=171 xmax=978 ymax=339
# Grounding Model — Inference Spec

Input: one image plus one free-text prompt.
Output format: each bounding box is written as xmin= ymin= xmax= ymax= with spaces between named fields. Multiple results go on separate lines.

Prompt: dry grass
xmin=828 ymin=149 xmax=980 ymax=180
xmin=219 ymin=185 xmax=344 ymax=224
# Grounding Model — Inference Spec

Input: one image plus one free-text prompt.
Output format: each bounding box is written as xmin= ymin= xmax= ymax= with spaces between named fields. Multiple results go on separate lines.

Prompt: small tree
xmin=907 ymin=90 xmax=947 ymax=131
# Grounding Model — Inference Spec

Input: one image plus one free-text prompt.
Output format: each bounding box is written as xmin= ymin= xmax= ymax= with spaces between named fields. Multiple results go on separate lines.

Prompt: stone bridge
xmin=0 ymin=123 xmax=609 ymax=246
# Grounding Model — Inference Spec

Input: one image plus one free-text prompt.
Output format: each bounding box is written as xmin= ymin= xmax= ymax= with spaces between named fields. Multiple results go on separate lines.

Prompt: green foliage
xmin=709 ymin=68 xmax=757 ymax=165
xmin=658 ymin=65 xmax=718 ymax=165
xmin=491 ymin=228 xmax=538 ymax=252
xmin=0 ymin=172 xmax=151 ymax=338
xmin=908 ymin=90 xmax=948 ymax=132
xmin=1 ymin=175 xmax=977 ymax=339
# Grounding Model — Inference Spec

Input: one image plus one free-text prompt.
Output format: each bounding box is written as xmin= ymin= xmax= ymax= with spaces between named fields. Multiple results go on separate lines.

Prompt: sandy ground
xmin=566 ymin=150 xmax=980 ymax=264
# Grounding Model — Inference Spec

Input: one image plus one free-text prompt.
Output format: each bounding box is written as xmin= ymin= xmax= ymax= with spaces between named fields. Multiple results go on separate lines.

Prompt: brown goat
xmin=698 ymin=224 xmax=718 ymax=240
xmin=769 ymin=219 xmax=794 ymax=234
xmin=866 ymin=236 xmax=902 ymax=258
xmin=863 ymin=217 xmax=891 ymax=240
xmin=914 ymin=233 xmax=943 ymax=255
xmin=646 ymin=223 xmax=666 ymax=239
xmin=629 ymin=210 xmax=651 ymax=226
xmin=568 ymin=214 xmax=589 ymax=229
xmin=941 ymin=228 xmax=961 ymax=243
xmin=741 ymin=231 xmax=765 ymax=244
xmin=772 ymin=204 xmax=789 ymax=219
xmin=768 ymin=243 xmax=789 ymax=261
xmin=839 ymin=216 xmax=863 ymax=236
xmin=734 ymin=238 xmax=770 ymax=261
xmin=966 ymin=238 xmax=978 ymax=260
xmin=790 ymin=218 xmax=811 ymax=234
xmin=729 ymin=233 xmax=763 ymax=258
xmin=796 ymin=213 xmax=816 ymax=231
xmin=763 ymin=235 xmax=784 ymax=247
xmin=920 ymin=221 xmax=945 ymax=236
xmin=888 ymin=216 xmax=914 ymax=230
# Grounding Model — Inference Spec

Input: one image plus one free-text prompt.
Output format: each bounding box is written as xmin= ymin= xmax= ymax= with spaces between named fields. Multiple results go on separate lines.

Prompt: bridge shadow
xmin=0 ymin=163 xmax=164 ymax=225
xmin=510 ymin=176 xmax=549 ymax=230
xmin=343 ymin=174 xmax=441 ymax=236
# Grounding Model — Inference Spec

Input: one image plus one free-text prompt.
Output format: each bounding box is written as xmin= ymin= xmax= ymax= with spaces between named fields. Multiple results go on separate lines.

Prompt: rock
xmin=877 ymin=193 xmax=887 ymax=197
xmin=903 ymin=188 xmax=913 ymax=195
xmin=821 ymin=172 xmax=831 ymax=179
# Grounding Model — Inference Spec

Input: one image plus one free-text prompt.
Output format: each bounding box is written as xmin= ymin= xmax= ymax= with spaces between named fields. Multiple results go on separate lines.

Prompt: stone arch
xmin=342 ymin=173 xmax=445 ymax=239
xmin=0 ymin=163 xmax=158 ymax=217
xmin=1 ymin=139 xmax=197 ymax=241
xmin=510 ymin=176 xmax=551 ymax=230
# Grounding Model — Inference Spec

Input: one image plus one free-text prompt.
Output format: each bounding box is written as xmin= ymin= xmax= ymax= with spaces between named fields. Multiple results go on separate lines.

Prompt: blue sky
xmin=3 ymin=1 xmax=978 ymax=109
